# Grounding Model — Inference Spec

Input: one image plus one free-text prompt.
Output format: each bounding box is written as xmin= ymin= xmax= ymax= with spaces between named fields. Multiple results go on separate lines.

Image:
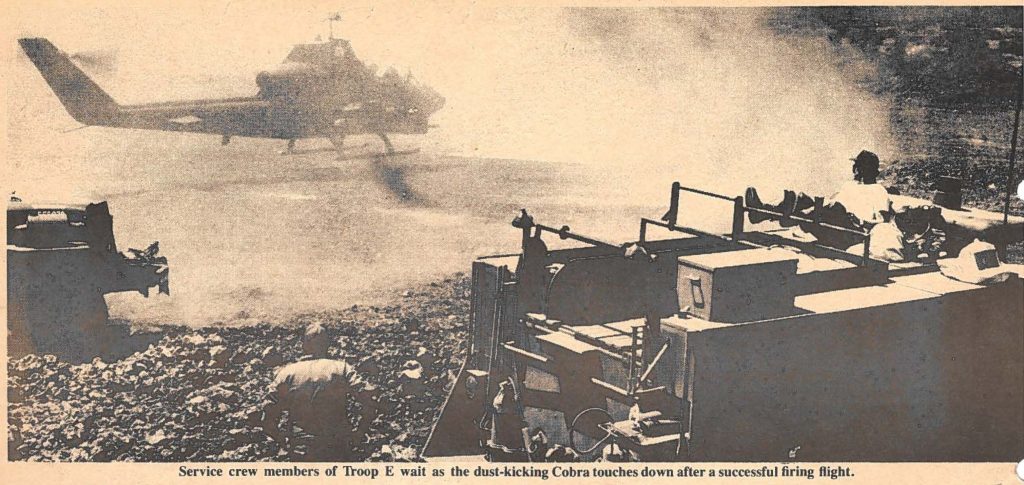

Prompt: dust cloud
xmin=6 ymin=5 xmax=895 ymax=205
xmin=427 ymin=8 xmax=896 ymax=221
xmin=5 ymin=4 xmax=896 ymax=326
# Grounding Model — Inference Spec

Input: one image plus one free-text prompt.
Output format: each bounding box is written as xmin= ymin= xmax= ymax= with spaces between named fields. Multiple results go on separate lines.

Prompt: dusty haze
xmin=4 ymin=3 xmax=895 ymax=325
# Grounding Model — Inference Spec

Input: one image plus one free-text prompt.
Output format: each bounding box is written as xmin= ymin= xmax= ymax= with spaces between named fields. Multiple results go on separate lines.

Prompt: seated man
xmin=829 ymin=150 xmax=893 ymax=226
xmin=745 ymin=150 xmax=896 ymax=250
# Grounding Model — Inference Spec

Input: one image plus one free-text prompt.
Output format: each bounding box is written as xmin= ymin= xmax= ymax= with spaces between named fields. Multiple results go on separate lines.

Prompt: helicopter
xmin=18 ymin=26 xmax=444 ymax=157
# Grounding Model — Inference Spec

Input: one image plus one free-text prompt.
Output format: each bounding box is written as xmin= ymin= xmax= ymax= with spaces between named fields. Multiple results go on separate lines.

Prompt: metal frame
xmin=514 ymin=181 xmax=879 ymax=270
xmin=652 ymin=181 xmax=875 ymax=266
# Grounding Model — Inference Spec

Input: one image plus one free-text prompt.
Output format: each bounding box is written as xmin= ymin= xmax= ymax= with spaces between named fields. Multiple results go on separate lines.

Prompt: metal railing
xmin=654 ymin=181 xmax=874 ymax=266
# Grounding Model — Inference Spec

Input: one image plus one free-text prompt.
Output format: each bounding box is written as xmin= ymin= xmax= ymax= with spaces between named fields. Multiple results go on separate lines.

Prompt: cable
xmin=568 ymin=407 xmax=615 ymax=456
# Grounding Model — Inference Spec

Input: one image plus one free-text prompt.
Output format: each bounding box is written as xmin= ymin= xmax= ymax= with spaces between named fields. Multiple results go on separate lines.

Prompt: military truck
xmin=7 ymin=197 xmax=169 ymax=362
xmin=423 ymin=182 xmax=1024 ymax=462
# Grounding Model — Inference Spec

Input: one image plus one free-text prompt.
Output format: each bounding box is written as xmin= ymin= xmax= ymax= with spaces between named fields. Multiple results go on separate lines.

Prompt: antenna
xmin=325 ymin=12 xmax=343 ymax=40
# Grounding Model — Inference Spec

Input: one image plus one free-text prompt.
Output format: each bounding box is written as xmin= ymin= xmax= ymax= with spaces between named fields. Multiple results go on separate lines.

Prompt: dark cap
xmin=850 ymin=150 xmax=880 ymax=166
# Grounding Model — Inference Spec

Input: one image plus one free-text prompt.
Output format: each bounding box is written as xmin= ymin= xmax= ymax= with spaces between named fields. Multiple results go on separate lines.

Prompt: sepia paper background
xmin=2 ymin=0 xmax=1022 ymax=483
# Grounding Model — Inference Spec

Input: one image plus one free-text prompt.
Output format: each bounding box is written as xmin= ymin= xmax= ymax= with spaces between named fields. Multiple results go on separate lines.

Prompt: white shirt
xmin=831 ymin=181 xmax=891 ymax=225
xmin=271 ymin=359 xmax=366 ymax=403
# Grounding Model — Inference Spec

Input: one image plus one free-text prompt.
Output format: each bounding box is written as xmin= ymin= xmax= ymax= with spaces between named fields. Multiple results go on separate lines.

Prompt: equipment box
xmin=677 ymin=248 xmax=799 ymax=323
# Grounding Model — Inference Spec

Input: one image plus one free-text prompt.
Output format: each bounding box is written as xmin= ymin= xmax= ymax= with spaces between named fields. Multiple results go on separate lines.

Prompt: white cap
xmin=938 ymin=239 xmax=1024 ymax=285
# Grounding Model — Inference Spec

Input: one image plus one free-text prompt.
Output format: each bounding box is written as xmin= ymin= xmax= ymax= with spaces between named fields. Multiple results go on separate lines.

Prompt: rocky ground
xmin=883 ymin=101 xmax=1022 ymax=216
xmin=7 ymin=274 xmax=471 ymax=462
xmin=882 ymin=101 xmax=1024 ymax=262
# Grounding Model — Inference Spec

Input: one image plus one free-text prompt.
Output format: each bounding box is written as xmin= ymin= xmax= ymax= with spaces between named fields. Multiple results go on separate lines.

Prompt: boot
xmin=775 ymin=190 xmax=798 ymax=227
xmin=794 ymin=193 xmax=816 ymax=214
xmin=745 ymin=188 xmax=771 ymax=224
xmin=778 ymin=191 xmax=801 ymax=227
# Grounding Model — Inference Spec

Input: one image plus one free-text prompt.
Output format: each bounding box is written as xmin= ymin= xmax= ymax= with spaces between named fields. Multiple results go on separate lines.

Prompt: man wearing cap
xmin=745 ymin=150 xmax=900 ymax=250
xmin=261 ymin=324 xmax=381 ymax=461
xmin=748 ymin=151 xmax=955 ymax=262
xmin=806 ymin=150 xmax=897 ymax=250
xmin=830 ymin=150 xmax=893 ymax=224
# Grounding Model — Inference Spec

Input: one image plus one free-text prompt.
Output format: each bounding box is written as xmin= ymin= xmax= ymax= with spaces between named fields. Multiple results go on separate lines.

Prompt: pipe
xmin=502 ymin=342 xmax=550 ymax=364
xmin=1003 ymin=73 xmax=1023 ymax=224
xmin=677 ymin=185 xmax=735 ymax=202
xmin=731 ymin=196 xmax=745 ymax=240
xmin=484 ymin=267 xmax=507 ymax=403
xmin=534 ymin=223 xmax=620 ymax=249
xmin=639 ymin=340 xmax=671 ymax=384
xmin=639 ymin=217 xmax=763 ymax=249
xmin=628 ymin=327 xmax=638 ymax=394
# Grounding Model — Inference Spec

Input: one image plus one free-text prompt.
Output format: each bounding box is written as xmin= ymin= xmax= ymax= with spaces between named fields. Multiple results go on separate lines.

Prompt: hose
xmin=568 ymin=407 xmax=615 ymax=456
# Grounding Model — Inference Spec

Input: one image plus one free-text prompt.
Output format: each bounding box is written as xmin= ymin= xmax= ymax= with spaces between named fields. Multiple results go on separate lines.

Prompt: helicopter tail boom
xmin=19 ymin=38 xmax=120 ymax=126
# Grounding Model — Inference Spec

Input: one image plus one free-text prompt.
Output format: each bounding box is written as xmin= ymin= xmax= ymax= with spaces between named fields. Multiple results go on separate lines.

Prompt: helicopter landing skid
xmin=335 ymin=148 xmax=420 ymax=161
xmin=282 ymin=143 xmax=372 ymax=156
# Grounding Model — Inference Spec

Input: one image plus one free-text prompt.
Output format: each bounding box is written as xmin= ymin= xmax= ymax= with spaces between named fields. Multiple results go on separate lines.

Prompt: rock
xmin=357 ymin=359 xmax=382 ymax=378
xmin=398 ymin=361 xmax=426 ymax=397
xmin=206 ymin=373 xmax=237 ymax=386
xmin=145 ymin=430 xmax=168 ymax=445
xmin=188 ymin=395 xmax=210 ymax=406
xmin=8 ymin=385 xmax=26 ymax=404
xmin=229 ymin=350 xmax=250 ymax=365
xmin=209 ymin=346 xmax=230 ymax=368
xmin=415 ymin=347 xmax=435 ymax=371
xmin=180 ymin=343 xmax=212 ymax=362
xmin=244 ymin=408 xmax=263 ymax=427
xmin=400 ymin=360 xmax=423 ymax=380
xmin=402 ymin=318 xmax=420 ymax=332
xmin=259 ymin=347 xmax=283 ymax=368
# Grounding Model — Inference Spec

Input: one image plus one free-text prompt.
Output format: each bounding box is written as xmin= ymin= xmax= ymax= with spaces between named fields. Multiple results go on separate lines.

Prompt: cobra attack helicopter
xmin=18 ymin=19 xmax=444 ymax=157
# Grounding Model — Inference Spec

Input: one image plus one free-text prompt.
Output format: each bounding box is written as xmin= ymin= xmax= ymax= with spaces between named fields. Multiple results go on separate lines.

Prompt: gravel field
xmin=8 ymin=275 xmax=471 ymax=462
xmin=883 ymin=101 xmax=1024 ymax=262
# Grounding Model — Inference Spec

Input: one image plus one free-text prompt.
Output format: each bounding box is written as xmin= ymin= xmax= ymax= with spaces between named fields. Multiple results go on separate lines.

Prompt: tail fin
xmin=19 ymin=38 xmax=119 ymax=125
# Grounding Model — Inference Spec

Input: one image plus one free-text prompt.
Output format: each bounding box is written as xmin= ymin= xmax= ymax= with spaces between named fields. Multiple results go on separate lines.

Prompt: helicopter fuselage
xmin=19 ymin=37 xmax=443 ymax=151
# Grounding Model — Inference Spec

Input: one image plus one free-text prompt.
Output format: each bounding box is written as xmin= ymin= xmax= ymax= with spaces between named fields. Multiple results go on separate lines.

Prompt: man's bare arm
xmin=262 ymin=397 xmax=284 ymax=443
xmin=353 ymin=388 xmax=381 ymax=438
